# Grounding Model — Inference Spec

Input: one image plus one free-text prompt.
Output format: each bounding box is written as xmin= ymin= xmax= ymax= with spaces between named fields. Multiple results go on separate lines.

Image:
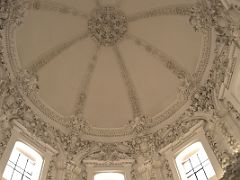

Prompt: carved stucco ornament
xmin=0 ymin=0 xmax=31 ymax=29
xmin=226 ymin=101 xmax=240 ymax=123
xmin=88 ymin=6 xmax=127 ymax=46
xmin=220 ymin=152 xmax=240 ymax=180
xmin=15 ymin=69 xmax=39 ymax=96
xmin=189 ymin=1 xmax=212 ymax=32
xmin=1 ymin=0 xmax=240 ymax=179
xmin=189 ymin=0 xmax=240 ymax=45
xmin=129 ymin=115 xmax=152 ymax=135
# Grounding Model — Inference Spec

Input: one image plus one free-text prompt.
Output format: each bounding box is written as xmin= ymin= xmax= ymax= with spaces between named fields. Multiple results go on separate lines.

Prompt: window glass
xmin=176 ymin=142 xmax=216 ymax=180
xmin=94 ymin=172 xmax=125 ymax=180
xmin=2 ymin=141 xmax=43 ymax=180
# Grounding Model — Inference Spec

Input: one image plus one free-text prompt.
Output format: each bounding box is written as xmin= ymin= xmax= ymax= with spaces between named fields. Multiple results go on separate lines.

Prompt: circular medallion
xmin=88 ymin=6 xmax=128 ymax=46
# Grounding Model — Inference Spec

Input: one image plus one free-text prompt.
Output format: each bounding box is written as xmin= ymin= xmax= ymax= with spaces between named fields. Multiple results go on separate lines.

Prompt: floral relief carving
xmin=15 ymin=69 xmax=39 ymax=96
xmin=129 ymin=115 xmax=152 ymax=135
xmin=220 ymin=152 xmax=240 ymax=180
xmin=0 ymin=0 xmax=240 ymax=179
xmin=128 ymin=3 xmax=194 ymax=22
xmin=226 ymin=101 xmax=240 ymax=123
xmin=153 ymin=117 xmax=200 ymax=150
xmin=0 ymin=0 xmax=30 ymax=29
xmin=204 ymin=126 xmax=232 ymax=169
xmin=31 ymin=0 xmax=88 ymax=19
xmin=189 ymin=1 xmax=212 ymax=32
xmin=46 ymin=159 xmax=56 ymax=180
xmin=187 ymin=84 xmax=215 ymax=115
xmin=88 ymin=6 xmax=127 ymax=46
xmin=83 ymin=144 xmax=133 ymax=162
xmin=155 ymin=154 xmax=174 ymax=180
xmin=190 ymin=0 xmax=240 ymax=45
xmin=217 ymin=120 xmax=240 ymax=153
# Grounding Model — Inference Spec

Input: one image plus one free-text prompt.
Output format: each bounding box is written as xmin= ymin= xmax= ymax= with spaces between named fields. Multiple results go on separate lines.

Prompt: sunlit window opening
xmin=176 ymin=142 xmax=216 ymax=180
xmin=2 ymin=141 xmax=43 ymax=180
xmin=94 ymin=172 xmax=125 ymax=180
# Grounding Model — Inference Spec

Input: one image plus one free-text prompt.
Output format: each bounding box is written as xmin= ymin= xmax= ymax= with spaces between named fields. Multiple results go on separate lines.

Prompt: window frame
xmin=94 ymin=171 xmax=125 ymax=180
xmin=83 ymin=159 xmax=134 ymax=180
xmin=175 ymin=142 xmax=216 ymax=180
xmin=0 ymin=121 xmax=57 ymax=180
xmin=159 ymin=121 xmax=223 ymax=180
xmin=2 ymin=141 xmax=44 ymax=180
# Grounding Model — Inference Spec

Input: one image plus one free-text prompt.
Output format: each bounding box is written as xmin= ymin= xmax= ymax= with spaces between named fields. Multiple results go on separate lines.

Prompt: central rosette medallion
xmin=88 ymin=6 xmax=128 ymax=46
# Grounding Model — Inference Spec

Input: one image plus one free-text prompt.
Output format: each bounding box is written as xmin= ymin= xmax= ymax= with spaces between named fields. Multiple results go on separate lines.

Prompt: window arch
xmin=2 ymin=141 xmax=43 ymax=180
xmin=175 ymin=142 xmax=216 ymax=180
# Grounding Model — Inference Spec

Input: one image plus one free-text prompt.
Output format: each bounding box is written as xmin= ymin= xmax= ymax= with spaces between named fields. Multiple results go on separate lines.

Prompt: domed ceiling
xmin=7 ymin=0 xmax=211 ymax=137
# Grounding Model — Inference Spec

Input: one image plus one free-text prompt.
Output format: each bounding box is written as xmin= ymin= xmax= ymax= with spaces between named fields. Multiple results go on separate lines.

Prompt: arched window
xmin=94 ymin=172 xmax=125 ymax=180
xmin=2 ymin=141 xmax=43 ymax=180
xmin=175 ymin=142 xmax=216 ymax=180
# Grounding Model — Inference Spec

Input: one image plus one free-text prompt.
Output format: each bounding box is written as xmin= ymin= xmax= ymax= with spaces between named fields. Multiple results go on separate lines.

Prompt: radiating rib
xmin=28 ymin=32 xmax=89 ymax=72
xmin=113 ymin=46 xmax=142 ymax=118
xmin=126 ymin=33 xmax=191 ymax=80
xmin=31 ymin=0 xmax=88 ymax=19
xmin=74 ymin=46 xmax=100 ymax=115
xmin=128 ymin=4 xmax=194 ymax=22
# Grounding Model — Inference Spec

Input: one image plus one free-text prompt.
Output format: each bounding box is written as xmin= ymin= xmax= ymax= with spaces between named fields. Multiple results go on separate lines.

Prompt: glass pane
xmin=2 ymin=165 xmax=14 ymax=180
xmin=9 ymin=152 xmax=20 ymax=164
xmin=15 ymin=166 xmax=24 ymax=174
xmin=25 ymin=161 xmax=34 ymax=174
xmin=23 ymin=175 xmax=31 ymax=180
xmin=190 ymin=154 xmax=200 ymax=168
xmin=198 ymin=150 xmax=208 ymax=162
xmin=202 ymin=160 xmax=210 ymax=167
xmin=94 ymin=173 xmax=125 ymax=180
xmin=183 ymin=161 xmax=192 ymax=172
xmin=186 ymin=170 xmax=194 ymax=177
xmin=194 ymin=164 xmax=202 ymax=172
xmin=196 ymin=169 xmax=207 ymax=180
xmin=204 ymin=164 xmax=216 ymax=178
xmin=24 ymin=173 xmax=32 ymax=179
xmin=188 ymin=175 xmax=197 ymax=180
xmin=7 ymin=161 xmax=15 ymax=168
xmin=17 ymin=154 xmax=28 ymax=169
xmin=12 ymin=171 xmax=23 ymax=180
